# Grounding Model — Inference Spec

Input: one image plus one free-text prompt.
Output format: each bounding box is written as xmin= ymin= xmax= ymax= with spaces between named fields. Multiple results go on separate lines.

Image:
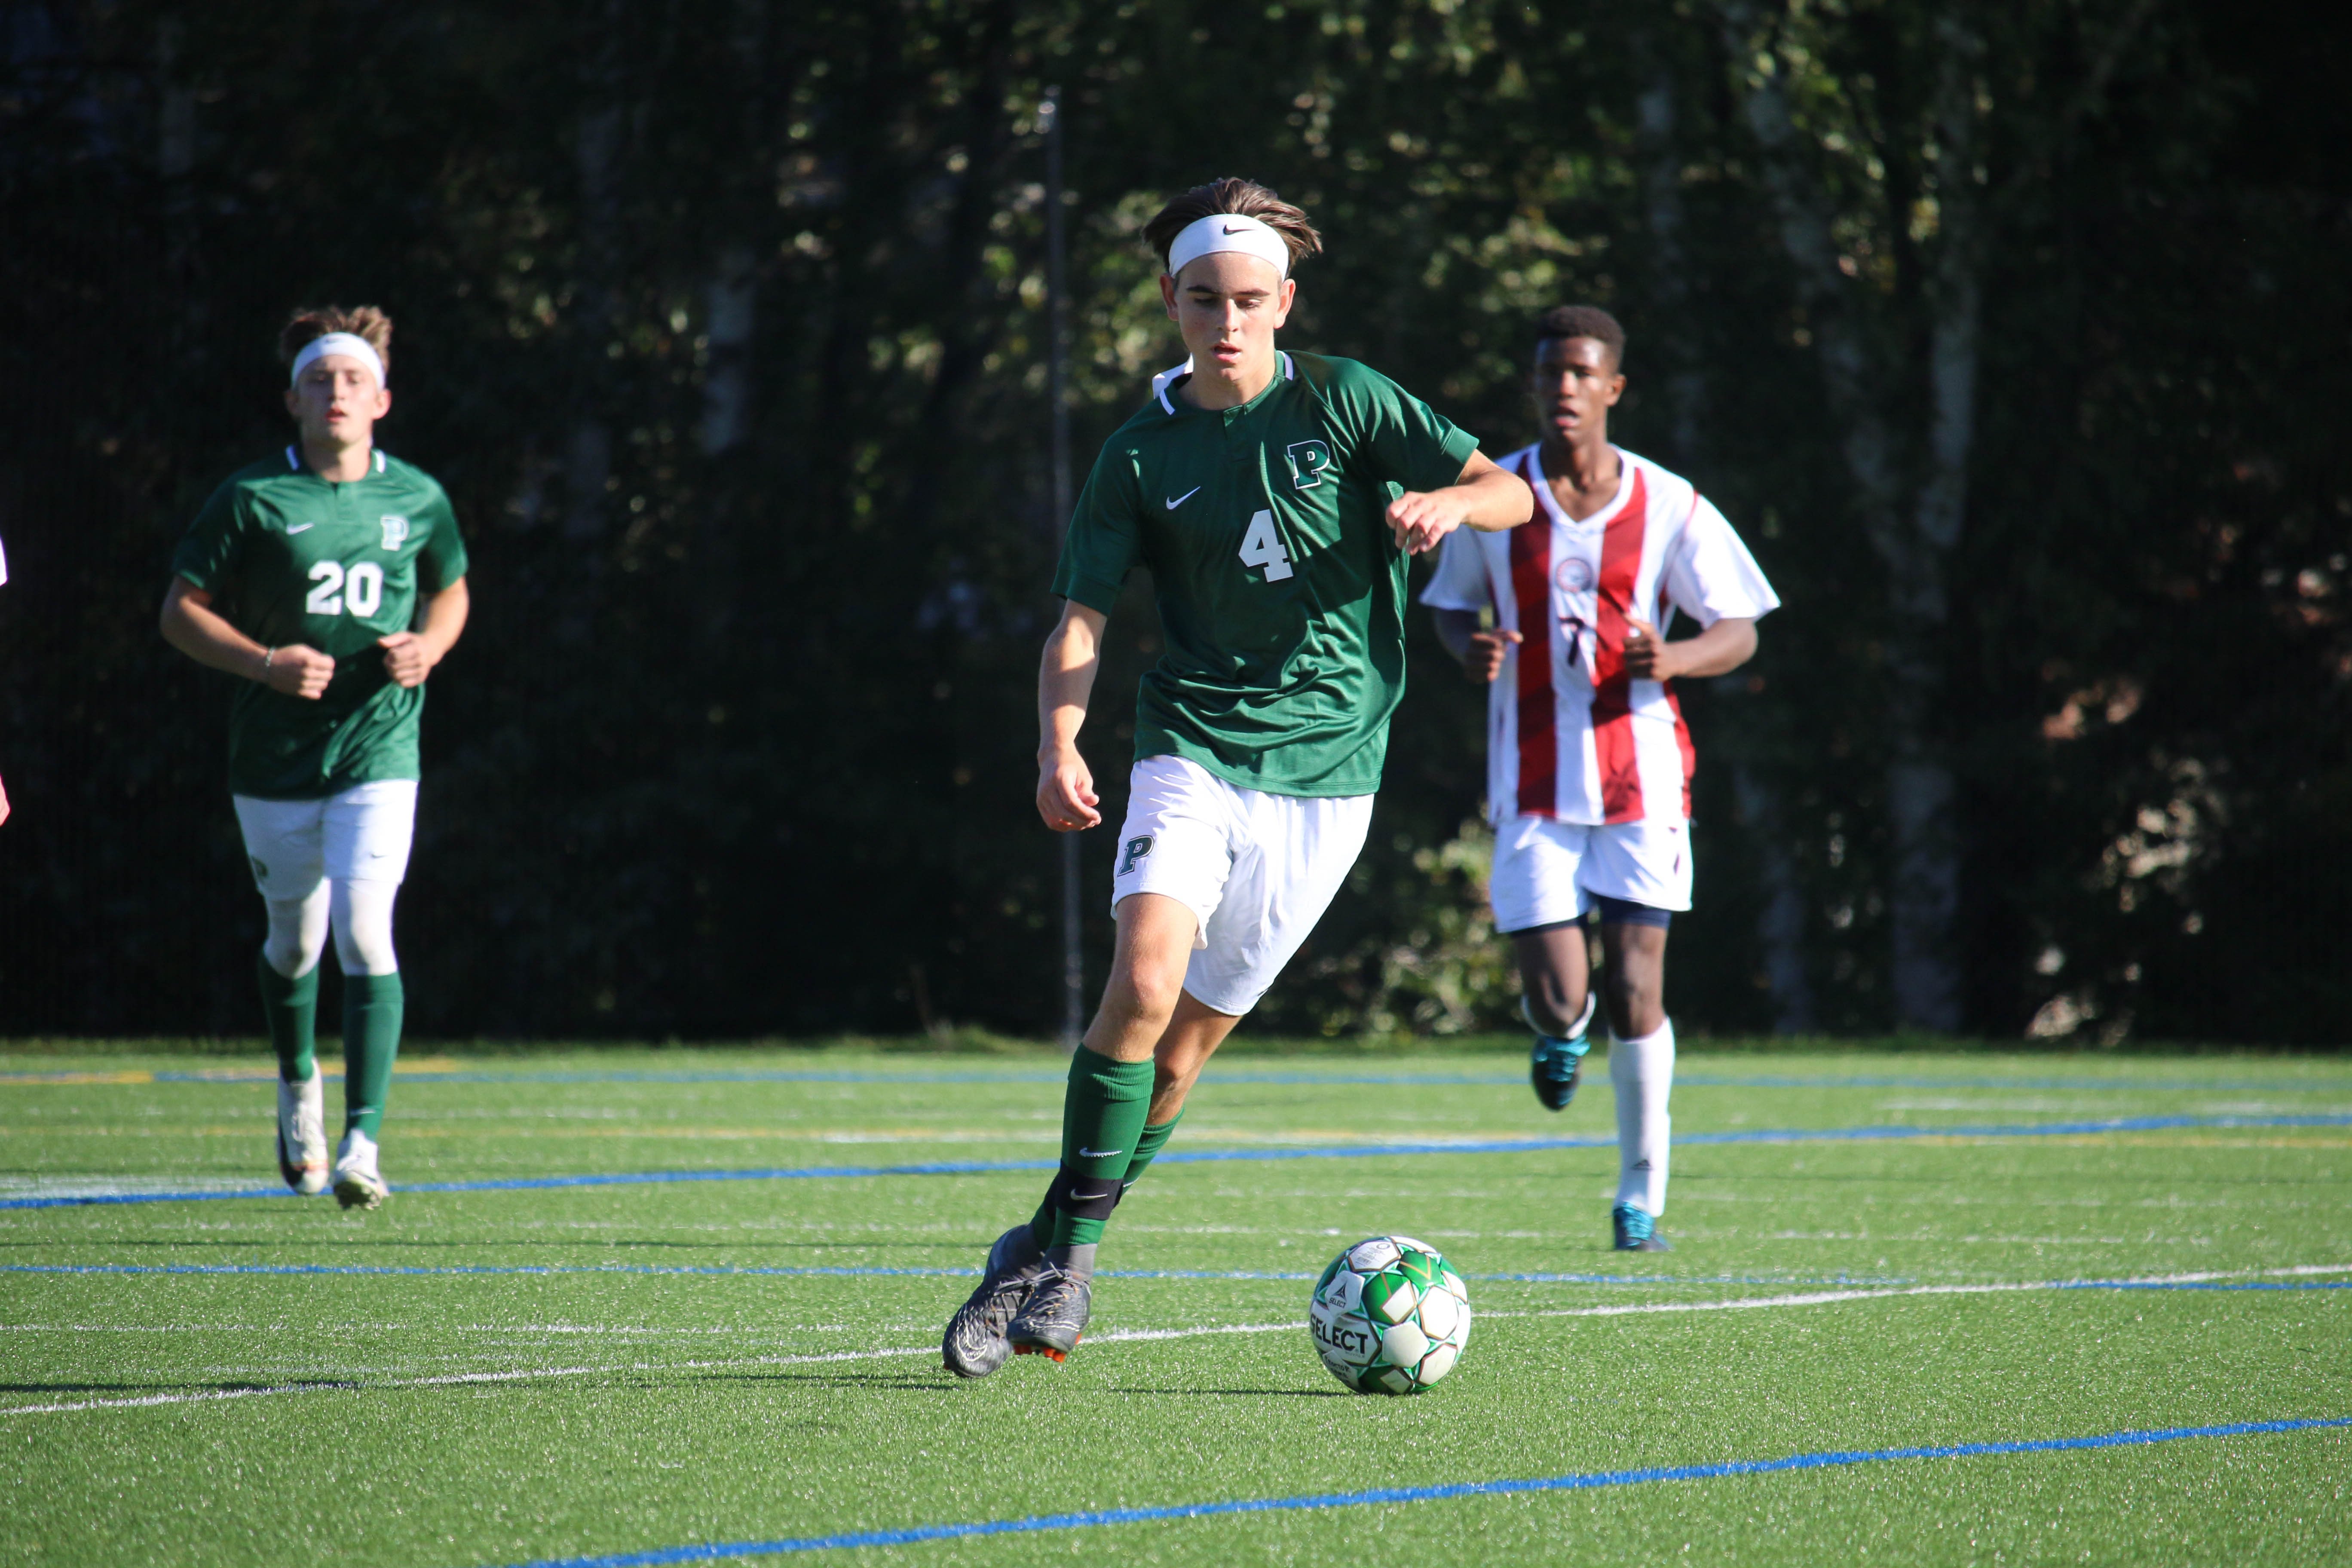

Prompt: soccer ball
xmin=1309 ymin=1235 xmax=1472 ymax=1395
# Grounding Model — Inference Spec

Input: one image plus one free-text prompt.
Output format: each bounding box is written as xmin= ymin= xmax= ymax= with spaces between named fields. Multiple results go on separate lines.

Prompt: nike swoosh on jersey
xmin=1165 ymin=487 xmax=1201 ymax=510
xmin=1076 ymin=1147 xmax=1125 ymax=1159
xmin=287 ymin=524 xmax=317 ymax=534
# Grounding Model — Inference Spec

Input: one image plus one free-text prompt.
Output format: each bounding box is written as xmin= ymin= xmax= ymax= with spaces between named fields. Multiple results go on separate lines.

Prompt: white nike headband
xmin=1164 ymin=212 xmax=1293 ymax=282
xmin=289 ymin=332 xmax=386 ymax=388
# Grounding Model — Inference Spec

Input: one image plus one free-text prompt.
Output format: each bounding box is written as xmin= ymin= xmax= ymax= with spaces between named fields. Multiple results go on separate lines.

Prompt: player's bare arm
xmin=1431 ymin=607 xmax=1522 ymax=682
xmin=1621 ymin=614 xmax=1757 ymax=682
xmin=160 ymin=578 xmax=337 ymax=699
xmin=1035 ymin=600 xmax=1107 ymax=831
xmin=379 ymin=577 xmax=470 ymax=689
xmin=1386 ymin=450 xmax=1532 ymax=554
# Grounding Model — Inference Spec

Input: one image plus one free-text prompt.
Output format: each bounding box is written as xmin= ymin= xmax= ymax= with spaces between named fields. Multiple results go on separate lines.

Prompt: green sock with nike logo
xmin=1044 ymin=1047 xmax=1155 ymax=1251
xmin=1028 ymin=1106 xmax=1185 ymax=1247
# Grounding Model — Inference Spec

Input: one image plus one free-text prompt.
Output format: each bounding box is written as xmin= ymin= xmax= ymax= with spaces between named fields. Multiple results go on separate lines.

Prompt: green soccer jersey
xmin=1053 ymin=351 xmax=1479 ymax=797
xmin=174 ymin=446 xmax=469 ymax=799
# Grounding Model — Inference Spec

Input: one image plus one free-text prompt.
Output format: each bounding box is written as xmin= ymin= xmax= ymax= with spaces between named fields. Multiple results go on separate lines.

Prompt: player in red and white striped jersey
xmin=1421 ymin=305 xmax=1778 ymax=1251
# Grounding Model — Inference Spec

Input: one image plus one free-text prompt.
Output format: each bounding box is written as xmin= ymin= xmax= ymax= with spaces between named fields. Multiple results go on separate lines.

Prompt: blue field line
xmin=7 ymin=1066 xmax=2348 ymax=1091
xmin=9 ymin=1262 xmax=2348 ymax=1300
xmin=0 ymin=1261 xmax=1931 ymax=1286
xmin=1676 ymin=1072 xmax=2352 ymax=1093
xmin=7 ymin=1110 xmax=2348 ymax=1212
xmin=486 ymin=1415 xmax=2352 ymax=1567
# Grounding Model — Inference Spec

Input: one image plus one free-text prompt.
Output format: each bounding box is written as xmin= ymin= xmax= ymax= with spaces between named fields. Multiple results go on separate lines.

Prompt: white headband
xmin=290 ymin=332 xmax=386 ymax=388
xmin=1165 ymin=212 xmax=1292 ymax=282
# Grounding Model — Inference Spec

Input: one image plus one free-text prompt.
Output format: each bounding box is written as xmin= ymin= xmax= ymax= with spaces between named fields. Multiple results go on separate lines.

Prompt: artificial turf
xmin=2 ymin=1044 xmax=2348 ymax=1566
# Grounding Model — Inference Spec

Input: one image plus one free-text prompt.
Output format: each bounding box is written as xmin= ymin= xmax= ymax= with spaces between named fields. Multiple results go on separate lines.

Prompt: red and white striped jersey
xmin=1420 ymin=444 xmax=1778 ymax=826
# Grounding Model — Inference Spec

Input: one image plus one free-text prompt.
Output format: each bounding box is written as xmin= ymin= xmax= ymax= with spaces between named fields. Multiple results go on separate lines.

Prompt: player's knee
xmin=261 ymin=896 xmax=327 ymax=979
xmin=1601 ymin=973 xmax=1663 ymax=1040
xmin=1109 ymin=962 xmax=1187 ymax=1026
xmin=262 ymin=929 xmax=322 ymax=978
xmin=1527 ymin=972 xmax=1589 ymax=1036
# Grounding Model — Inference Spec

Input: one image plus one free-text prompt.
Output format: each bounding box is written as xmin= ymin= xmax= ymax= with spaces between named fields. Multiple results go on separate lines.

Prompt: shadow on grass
xmin=1105 ymin=1386 xmax=1349 ymax=1398
xmin=674 ymin=1371 xmax=956 ymax=1393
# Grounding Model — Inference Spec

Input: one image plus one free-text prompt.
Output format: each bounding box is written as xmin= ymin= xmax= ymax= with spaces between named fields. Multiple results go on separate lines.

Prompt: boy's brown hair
xmin=1142 ymin=178 xmax=1323 ymax=274
xmin=278 ymin=305 xmax=394 ymax=374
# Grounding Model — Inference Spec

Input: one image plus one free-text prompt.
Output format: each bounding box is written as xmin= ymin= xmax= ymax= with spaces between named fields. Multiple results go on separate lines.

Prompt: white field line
xmin=1488 ymin=1263 xmax=2352 ymax=1322
xmin=6 ymin=1264 xmax=2341 ymax=1418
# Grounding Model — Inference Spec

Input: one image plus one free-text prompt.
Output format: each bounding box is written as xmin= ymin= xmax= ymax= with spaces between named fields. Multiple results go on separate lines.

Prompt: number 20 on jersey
xmin=306 ymin=560 xmax=385 ymax=618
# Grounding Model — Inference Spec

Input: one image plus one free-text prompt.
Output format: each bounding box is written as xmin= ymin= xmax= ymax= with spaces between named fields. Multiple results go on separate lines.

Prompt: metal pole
xmin=1044 ymin=86 xmax=1083 ymax=1051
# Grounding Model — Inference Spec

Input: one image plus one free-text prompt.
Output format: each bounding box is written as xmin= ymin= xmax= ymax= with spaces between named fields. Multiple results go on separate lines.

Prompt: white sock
xmin=1608 ymin=1018 xmax=1675 ymax=1217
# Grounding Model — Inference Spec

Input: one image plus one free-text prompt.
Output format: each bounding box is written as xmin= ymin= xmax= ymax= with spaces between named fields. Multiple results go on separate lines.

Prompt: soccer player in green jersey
xmin=942 ymin=178 xmax=1532 ymax=1375
xmin=160 ymin=306 xmax=470 ymax=1210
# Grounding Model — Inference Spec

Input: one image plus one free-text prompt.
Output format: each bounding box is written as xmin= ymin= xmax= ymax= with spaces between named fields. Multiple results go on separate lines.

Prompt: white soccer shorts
xmin=232 ymin=780 xmax=420 ymax=900
xmin=1109 ymin=754 xmax=1374 ymax=1017
xmin=1488 ymin=813 xmax=1694 ymax=934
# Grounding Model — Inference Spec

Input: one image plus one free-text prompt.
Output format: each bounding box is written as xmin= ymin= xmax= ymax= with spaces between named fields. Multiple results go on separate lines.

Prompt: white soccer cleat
xmin=331 ymin=1129 xmax=389 ymax=1211
xmin=276 ymin=1075 xmax=330 ymax=1195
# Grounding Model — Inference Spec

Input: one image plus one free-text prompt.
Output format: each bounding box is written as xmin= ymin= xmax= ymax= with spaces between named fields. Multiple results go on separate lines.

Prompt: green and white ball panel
xmin=1308 ymin=1235 xmax=1473 ymax=1396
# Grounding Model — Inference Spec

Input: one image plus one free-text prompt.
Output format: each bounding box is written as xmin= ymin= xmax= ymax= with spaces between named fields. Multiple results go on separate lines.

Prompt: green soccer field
xmin=4 ymin=1045 xmax=2349 ymax=1566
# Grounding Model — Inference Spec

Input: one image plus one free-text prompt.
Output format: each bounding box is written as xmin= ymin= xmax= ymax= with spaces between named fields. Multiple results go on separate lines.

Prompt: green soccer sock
xmin=340 ymin=972 xmax=404 ymax=1139
xmin=257 ymin=951 xmax=319 ymax=1084
xmin=1028 ymin=1109 xmax=1187 ymax=1245
xmin=1046 ymin=1047 xmax=1155 ymax=1250
xmin=1120 ymin=1111 xmax=1185 ymax=1189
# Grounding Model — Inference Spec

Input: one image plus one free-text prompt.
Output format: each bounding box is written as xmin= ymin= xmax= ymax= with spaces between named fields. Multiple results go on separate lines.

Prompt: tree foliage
xmin=1 ymin=0 xmax=2344 ymax=1042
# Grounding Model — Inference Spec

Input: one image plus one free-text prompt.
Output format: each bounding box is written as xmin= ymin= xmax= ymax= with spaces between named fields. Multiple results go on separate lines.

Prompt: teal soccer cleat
xmin=1526 ymin=992 xmax=1596 ymax=1112
xmin=1612 ymin=1202 xmax=1672 ymax=1252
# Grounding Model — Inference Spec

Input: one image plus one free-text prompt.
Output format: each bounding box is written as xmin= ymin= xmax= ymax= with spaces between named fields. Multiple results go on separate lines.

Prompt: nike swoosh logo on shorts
xmin=1072 ymin=1190 xmax=1115 ymax=1203
xmin=1165 ymin=487 xmax=1201 ymax=509
xmin=1077 ymin=1147 xmax=1124 ymax=1159
xmin=287 ymin=524 xmax=316 ymax=534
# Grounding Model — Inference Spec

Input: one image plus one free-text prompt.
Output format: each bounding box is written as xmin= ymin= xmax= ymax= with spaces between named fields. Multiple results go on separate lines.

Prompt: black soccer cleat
xmin=942 ymin=1225 xmax=1049 ymax=1379
xmin=1005 ymin=1266 xmax=1092 ymax=1362
xmin=1526 ymin=993 xmax=1597 ymax=1113
xmin=1612 ymin=1202 xmax=1672 ymax=1252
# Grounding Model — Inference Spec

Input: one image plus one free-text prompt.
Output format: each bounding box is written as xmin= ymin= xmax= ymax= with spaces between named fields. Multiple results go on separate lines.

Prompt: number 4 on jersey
xmin=1238 ymin=509 xmax=1294 ymax=583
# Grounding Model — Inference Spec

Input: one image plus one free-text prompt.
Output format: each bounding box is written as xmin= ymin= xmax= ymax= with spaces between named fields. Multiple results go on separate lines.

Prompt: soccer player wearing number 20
xmin=942 ymin=178 xmax=1532 ymax=1376
xmin=1422 ymin=306 xmax=1778 ymax=1252
xmin=160 ymin=306 xmax=470 ymax=1211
